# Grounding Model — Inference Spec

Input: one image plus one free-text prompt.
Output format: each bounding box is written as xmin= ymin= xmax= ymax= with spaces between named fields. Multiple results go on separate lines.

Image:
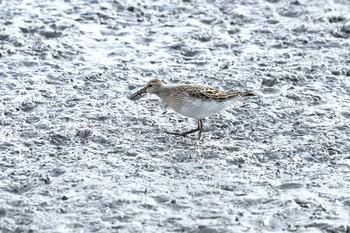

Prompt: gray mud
xmin=1 ymin=0 xmax=350 ymax=232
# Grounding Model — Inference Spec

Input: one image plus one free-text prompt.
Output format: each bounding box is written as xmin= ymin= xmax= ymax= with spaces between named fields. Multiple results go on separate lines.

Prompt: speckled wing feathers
xmin=186 ymin=86 xmax=243 ymax=102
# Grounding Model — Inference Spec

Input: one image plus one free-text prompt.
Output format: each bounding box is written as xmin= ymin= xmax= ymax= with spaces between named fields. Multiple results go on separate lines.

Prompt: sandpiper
xmin=128 ymin=79 xmax=255 ymax=139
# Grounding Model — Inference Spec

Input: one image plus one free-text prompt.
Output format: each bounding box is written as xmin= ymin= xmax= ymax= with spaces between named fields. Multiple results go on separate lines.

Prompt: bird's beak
xmin=128 ymin=87 xmax=147 ymax=100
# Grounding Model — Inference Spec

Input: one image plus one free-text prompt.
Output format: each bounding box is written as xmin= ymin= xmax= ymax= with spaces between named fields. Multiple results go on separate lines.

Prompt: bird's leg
xmin=197 ymin=119 xmax=203 ymax=139
xmin=166 ymin=119 xmax=204 ymax=139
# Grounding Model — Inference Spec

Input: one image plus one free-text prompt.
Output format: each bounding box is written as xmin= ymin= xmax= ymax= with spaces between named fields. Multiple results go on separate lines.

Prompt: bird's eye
xmin=148 ymin=84 xmax=153 ymax=87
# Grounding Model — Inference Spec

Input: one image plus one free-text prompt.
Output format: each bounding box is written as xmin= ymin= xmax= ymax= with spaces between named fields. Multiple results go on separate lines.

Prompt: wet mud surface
xmin=1 ymin=0 xmax=350 ymax=232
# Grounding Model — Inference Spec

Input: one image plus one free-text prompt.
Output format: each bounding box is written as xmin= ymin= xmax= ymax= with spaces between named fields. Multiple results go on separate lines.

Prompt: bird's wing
xmin=186 ymin=87 xmax=241 ymax=102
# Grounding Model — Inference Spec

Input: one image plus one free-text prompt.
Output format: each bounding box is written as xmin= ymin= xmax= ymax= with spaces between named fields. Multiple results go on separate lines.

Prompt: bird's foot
xmin=165 ymin=129 xmax=200 ymax=137
xmin=165 ymin=131 xmax=188 ymax=137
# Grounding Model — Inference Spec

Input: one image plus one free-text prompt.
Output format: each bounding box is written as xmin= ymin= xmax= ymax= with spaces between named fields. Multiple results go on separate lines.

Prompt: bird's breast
xmin=178 ymin=99 xmax=233 ymax=119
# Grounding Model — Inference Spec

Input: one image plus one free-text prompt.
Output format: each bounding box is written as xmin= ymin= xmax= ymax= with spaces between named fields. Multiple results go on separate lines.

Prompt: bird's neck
xmin=153 ymin=86 xmax=169 ymax=99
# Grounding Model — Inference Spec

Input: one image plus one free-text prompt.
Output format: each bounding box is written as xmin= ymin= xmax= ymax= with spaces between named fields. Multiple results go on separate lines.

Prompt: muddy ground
xmin=1 ymin=0 xmax=350 ymax=232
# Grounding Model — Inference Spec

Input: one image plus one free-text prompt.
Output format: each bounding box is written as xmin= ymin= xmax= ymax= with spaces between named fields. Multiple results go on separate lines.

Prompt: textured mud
xmin=1 ymin=0 xmax=350 ymax=232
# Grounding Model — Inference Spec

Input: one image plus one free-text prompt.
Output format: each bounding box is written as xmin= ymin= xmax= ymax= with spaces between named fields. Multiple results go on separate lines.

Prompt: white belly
xmin=177 ymin=99 xmax=234 ymax=119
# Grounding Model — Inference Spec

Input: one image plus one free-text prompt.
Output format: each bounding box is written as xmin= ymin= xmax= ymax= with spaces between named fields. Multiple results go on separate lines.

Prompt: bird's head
xmin=128 ymin=79 xmax=166 ymax=100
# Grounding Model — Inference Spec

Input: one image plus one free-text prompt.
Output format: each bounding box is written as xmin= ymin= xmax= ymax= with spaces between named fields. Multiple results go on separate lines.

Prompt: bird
xmin=128 ymin=79 xmax=255 ymax=139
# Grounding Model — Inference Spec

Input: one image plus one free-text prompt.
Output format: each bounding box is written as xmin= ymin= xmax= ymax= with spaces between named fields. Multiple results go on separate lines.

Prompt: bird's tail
xmin=226 ymin=91 xmax=256 ymax=103
xmin=226 ymin=91 xmax=256 ymax=99
xmin=240 ymin=91 xmax=256 ymax=97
